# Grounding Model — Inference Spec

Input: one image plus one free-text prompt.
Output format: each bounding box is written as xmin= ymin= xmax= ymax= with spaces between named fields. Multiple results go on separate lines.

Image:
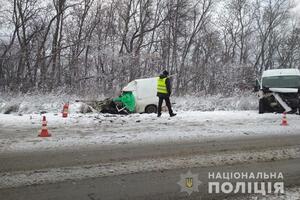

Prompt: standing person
xmin=157 ymin=70 xmax=176 ymax=117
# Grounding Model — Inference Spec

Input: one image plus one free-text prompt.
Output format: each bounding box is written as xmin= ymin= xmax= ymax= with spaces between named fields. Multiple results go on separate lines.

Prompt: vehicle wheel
xmin=259 ymin=99 xmax=264 ymax=114
xmin=145 ymin=105 xmax=157 ymax=113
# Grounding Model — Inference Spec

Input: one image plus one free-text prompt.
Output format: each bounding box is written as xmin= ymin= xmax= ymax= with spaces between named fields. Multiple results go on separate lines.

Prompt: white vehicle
xmin=122 ymin=77 xmax=158 ymax=113
xmin=255 ymin=68 xmax=300 ymax=114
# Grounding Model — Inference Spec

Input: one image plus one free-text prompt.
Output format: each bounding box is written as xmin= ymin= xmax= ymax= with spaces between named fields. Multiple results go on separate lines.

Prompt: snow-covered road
xmin=0 ymin=111 xmax=299 ymax=153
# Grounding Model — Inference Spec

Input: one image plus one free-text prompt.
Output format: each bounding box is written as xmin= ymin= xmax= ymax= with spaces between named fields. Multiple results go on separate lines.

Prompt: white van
xmin=255 ymin=68 xmax=300 ymax=114
xmin=122 ymin=77 xmax=158 ymax=113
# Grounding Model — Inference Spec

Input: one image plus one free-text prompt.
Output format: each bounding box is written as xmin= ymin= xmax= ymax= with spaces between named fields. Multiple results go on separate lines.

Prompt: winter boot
xmin=170 ymin=113 xmax=177 ymax=117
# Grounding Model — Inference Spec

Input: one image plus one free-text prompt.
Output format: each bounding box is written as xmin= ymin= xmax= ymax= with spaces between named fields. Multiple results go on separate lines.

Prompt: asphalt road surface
xmin=1 ymin=134 xmax=300 ymax=200
xmin=1 ymin=158 xmax=300 ymax=200
xmin=1 ymin=134 xmax=300 ymax=172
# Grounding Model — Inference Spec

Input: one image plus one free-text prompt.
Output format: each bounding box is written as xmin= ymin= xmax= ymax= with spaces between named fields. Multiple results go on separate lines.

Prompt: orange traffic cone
xmin=62 ymin=103 xmax=69 ymax=118
xmin=38 ymin=116 xmax=51 ymax=137
xmin=281 ymin=112 xmax=288 ymax=126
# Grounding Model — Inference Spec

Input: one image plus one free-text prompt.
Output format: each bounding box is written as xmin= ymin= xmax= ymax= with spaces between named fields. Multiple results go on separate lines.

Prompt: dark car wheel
xmin=259 ymin=99 xmax=265 ymax=114
xmin=145 ymin=105 xmax=157 ymax=113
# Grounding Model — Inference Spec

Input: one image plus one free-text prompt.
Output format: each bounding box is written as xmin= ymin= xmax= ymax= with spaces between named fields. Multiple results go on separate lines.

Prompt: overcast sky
xmin=291 ymin=0 xmax=300 ymax=16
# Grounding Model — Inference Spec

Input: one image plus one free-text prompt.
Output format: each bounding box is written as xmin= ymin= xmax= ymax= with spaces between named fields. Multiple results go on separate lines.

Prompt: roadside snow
xmin=0 ymin=93 xmax=105 ymax=114
xmin=231 ymin=187 xmax=300 ymax=200
xmin=0 ymin=111 xmax=300 ymax=153
xmin=1 ymin=147 xmax=299 ymax=189
xmin=174 ymin=93 xmax=257 ymax=111
xmin=0 ymin=93 xmax=257 ymax=114
xmin=0 ymin=93 xmax=77 ymax=114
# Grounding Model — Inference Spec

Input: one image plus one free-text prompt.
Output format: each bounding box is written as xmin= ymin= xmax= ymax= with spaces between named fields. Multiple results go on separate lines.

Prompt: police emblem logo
xmin=185 ymin=177 xmax=193 ymax=188
xmin=177 ymin=170 xmax=202 ymax=195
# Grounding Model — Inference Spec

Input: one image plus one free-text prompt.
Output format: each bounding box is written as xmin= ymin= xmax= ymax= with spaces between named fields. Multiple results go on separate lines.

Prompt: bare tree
xmin=253 ymin=0 xmax=290 ymax=75
xmin=0 ymin=0 xmax=298 ymax=96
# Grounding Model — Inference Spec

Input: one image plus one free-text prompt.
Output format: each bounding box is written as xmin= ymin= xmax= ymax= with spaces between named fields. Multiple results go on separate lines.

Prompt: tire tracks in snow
xmin=0 ymin=145 xmax=299 ymax=189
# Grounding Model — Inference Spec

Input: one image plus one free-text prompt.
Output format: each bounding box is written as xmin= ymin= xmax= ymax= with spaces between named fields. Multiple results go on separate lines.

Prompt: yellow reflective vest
xmin=157 ymin=77 xmax=168 ymax=94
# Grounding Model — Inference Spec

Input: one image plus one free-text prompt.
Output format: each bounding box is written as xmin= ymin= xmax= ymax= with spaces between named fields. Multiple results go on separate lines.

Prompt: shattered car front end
xmin=257 ymin=69 xmax=300 ymax=114
xmin=258 ymin=87 xmax=300 ymax=114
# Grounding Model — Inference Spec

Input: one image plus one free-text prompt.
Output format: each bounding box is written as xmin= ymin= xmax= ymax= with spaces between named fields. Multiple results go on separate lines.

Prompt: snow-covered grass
xmin=0 ymin=92 xmax=258 ymax=114
xmin=0 ymin=92 xmax=77 ymax=114
xmin=0 ymin=92 xmax=107 ymax=114
xmin=174 ymin=92 xmax=257 ymax=111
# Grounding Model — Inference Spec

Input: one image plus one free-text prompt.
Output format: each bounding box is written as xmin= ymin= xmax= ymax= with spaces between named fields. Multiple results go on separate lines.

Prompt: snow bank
xmin=174 ymin=92 xmax=257 ymax=111
xmin=0 ymin=92 xmax=258 ymax=114
xmin=1 ymin=110 xmax=300 ymax=153
xmin=0 ymin=93 xmax=101 ymax=114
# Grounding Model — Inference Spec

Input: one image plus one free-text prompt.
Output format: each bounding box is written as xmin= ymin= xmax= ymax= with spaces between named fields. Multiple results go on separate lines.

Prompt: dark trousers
xmin=158 ymin=96 xmax=173 ymax=115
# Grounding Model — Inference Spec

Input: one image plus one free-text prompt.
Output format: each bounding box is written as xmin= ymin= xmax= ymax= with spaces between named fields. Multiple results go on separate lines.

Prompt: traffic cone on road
xmin=281 ymin=112 xmax=288 ymax=126
xmin=62 ymin=103 xmax=69 ymax=118
xmin=38 ymin=116 xmax=51 ymax=137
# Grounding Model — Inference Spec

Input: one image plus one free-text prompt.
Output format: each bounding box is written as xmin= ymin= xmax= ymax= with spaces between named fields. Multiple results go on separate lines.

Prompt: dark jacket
xmin=157 ymin=74 xmax=172 ymax=97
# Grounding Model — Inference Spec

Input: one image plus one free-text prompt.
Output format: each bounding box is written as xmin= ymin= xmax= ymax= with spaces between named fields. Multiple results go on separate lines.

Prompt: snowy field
xmin=0 ymin=110 xmax=300 ymax=153
xmin=0 ymin=92 xmax=257 ymax=114
xmin=0 ymin=92 xmax=299 ymax=153
xmin=1 ymin=94 xmax=300 ymax=200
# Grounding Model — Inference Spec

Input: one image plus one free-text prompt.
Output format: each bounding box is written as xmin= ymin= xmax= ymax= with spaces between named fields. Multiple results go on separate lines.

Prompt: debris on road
xmin=76 ymin=77 xmax=158 ymax=115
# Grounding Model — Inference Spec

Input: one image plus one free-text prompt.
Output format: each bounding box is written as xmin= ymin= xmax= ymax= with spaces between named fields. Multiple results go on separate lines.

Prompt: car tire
xmin=259 ymin=99 xmax=264 ymax=114
xmin=145 ymin=105 xmax=157 ymax=113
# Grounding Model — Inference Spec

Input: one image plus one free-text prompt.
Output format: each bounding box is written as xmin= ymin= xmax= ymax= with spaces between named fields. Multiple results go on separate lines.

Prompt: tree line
xmin=0 ymin=0 xmax=299 ymax=96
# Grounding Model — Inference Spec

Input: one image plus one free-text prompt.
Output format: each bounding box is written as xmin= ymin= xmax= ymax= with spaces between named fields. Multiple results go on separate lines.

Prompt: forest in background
xmin=0 ymin=0 xmax=299 ymax=96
